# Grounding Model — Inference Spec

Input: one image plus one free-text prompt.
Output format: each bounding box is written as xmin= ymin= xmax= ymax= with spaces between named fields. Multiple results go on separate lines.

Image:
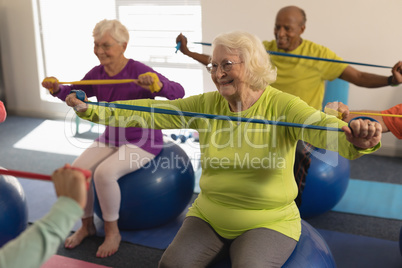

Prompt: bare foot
xmin=65 ymin=218 xmax=96 ymax=249
xmin=96 ymin=220 xmax=121 ymax=258
xmin=96 ymin=233 xmax=122 ymax=258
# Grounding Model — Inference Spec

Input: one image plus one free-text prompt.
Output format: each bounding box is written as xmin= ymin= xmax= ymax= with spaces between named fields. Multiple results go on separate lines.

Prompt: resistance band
xmin=0 ymin=168 xmax=92 ymax=189
xmin=71 ymin=91 xmax=382 ymax=132
xmin=191 ymin=42 xmax=392 ymax=69
xmin=325 ymin=107 xmax=402 ymax=119
xmin=349 ymin=111 xmax=402 ymax=118
xmin=43 ymin=73 xmax=162 ymax=94
xmin=43 ymin=77 xmax=138 ymax=86
xmin=43 ymin=77 xmax=138 ymax=94
xmin=85 ymin=101 xmax=344 ymax=132
xmin=175 ymin=41 xmax=181 ymax=53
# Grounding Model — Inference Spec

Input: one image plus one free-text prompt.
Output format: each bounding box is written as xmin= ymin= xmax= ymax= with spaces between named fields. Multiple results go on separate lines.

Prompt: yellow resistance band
xmin=58 ymin=79 xmax=138 ymax=85
xmin=43 ymin=72 xmax=161 ymax=93
xmin=325 ymin=107 xmax=402 ymax=119
xmin=42 ymin=77 xmax=138 ymax=86
xmin=349 ymin=111 xmax=402 ymax=118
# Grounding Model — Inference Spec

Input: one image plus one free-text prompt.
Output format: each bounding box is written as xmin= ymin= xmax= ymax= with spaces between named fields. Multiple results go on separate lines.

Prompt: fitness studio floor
xmin=1 ymin=115 xmax=402 ymax=268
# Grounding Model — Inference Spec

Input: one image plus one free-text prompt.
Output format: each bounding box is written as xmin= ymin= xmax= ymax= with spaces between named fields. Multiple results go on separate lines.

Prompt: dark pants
xmin=293 ymin=141 xmax=312 ymax=207
xmin=159 ymin=217 xmax=297 ymax=268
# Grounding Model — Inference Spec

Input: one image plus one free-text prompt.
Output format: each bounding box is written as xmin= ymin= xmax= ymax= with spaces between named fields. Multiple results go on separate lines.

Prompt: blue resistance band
xmin=347 ymin=116 xmax=379 ymax=128
xmin=83 ymin=100 xmax=344 ymax=132
xmin=346 ymin=116 xmax=380 ymax=136
xmin=175 ymin=41 xmax=181 ymax=53
xmin=71 ymin=89 xmax=342 ymax=132
xmin=191 ymin=42 xmax=391 ymax=69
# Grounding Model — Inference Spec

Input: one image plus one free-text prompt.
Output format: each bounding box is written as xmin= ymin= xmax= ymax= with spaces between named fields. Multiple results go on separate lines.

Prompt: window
xmin=36 ymin=0 xmax=203 ymax=102
xmin=116 ymin=0 xmax=203 ymax=97
xmin=36 ymin=0 xmax=116 ymax=102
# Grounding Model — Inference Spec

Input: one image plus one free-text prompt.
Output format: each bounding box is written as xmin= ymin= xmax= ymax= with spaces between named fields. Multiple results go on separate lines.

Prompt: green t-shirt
xmin=77 ymin=86 xmax=379 ymax=240
xmin=263 ymin=39 xmax=348 ymax=110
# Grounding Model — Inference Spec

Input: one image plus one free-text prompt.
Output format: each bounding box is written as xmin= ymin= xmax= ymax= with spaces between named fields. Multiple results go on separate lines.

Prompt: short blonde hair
xmin=93 ymin=19 xmax=129 ymax=44
xmin=212 ymin=31 xmax=277 ymax=90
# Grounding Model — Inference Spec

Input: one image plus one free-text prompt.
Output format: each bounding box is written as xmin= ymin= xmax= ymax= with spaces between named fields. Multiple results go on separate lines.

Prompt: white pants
xmin=72 ymin=141 xmax=156 ymax=221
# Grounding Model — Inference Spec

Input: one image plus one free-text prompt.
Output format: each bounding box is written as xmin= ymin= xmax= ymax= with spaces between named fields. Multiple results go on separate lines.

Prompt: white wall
xmin=1 ymin=0 xmax=402 ymax=156
xmin=0 ymin=0 xmax=69 ymax=118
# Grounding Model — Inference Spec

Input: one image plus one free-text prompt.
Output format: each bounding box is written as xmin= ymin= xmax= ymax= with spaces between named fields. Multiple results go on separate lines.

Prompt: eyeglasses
xmin=206 ymin=60 xmax=243 ymax=74
xmin=94 ymin=43 xmax=116 ymax=52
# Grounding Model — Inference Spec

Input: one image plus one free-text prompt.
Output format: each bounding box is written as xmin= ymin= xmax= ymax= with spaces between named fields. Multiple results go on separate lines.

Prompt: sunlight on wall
xmin=36 ymin=0 xmax=204 ymax=104
xmin=37 ymin=0 xmax=116 ymax=103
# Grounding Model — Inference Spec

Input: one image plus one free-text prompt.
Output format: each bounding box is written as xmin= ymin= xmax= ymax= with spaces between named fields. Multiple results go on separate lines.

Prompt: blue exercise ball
xmin=94 ymin=141 xmax=195 ymax=230
xmin=399 ymin=226 xmax=402 ymax=256
xmin=210 ymin=220 xmax=335 ymax=267
xmin=299 ymin=148 xmax=350 ymax=219
xmin=283 ymin=220 xmax=336 ymax=267
xmin=0 ymin=173 xmax=28 ymax=247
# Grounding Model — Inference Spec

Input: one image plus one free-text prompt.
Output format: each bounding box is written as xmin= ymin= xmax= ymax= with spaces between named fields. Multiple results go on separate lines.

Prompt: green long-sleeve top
xmin=0 ymin=197 xmax=83 ymax=268
xmin=76 ymin=86 xmax=380 ymax=241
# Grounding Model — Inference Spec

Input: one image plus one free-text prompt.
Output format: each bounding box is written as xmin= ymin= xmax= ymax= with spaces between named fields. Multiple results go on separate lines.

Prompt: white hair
xmin=93 ymin=19 xmax=129 ymax=44
xmin=212 ymin=31 xmax=277 ymax=90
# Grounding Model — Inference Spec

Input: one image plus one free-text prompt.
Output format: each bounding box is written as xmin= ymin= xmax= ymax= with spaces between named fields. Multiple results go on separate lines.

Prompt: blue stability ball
xmin=94 ymin=141 xmax=195 ymax=230
xmin=283 ymin=220 xmax=336 ymax=267
xmin=211 ymin=220 xmax=336 ymax=268
xmin=399 ymin=226 xmax=402 ymax=256
xmin=0 ymin=174 xmax=28 ymax=247
xmin=299 ymin=148 xmax=350 ymax=219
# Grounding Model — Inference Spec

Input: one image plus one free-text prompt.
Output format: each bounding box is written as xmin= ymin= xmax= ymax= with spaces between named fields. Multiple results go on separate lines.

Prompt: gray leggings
xmin=159 ymin=216 xmax=297 ymax=268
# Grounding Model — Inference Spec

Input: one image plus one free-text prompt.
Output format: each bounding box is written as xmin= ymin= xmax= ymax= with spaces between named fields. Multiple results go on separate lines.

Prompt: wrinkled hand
xmin=391 ymin=61 xmax=402 ymax=85
xmin=176 ymin=33 xmax=190 ymax=55
xmin=136 ymin=72 xmax=162 ymax=93
xmin=324 ymin=101 xmax=350 ymax=120
xmin=341 ymin=118 xmax=382 ymax=149
xmin=65 ymin=92 xmax=88 ymax=113
xmin=52 ymin=164 xmax=91 ymax=209
xmin=42 ymin=77 xmax=60 ymax=94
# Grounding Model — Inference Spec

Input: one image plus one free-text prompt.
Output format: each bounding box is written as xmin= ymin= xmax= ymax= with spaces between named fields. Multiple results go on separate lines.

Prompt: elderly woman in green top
xmin=66 ymin=31 xmax=381 ymax=267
